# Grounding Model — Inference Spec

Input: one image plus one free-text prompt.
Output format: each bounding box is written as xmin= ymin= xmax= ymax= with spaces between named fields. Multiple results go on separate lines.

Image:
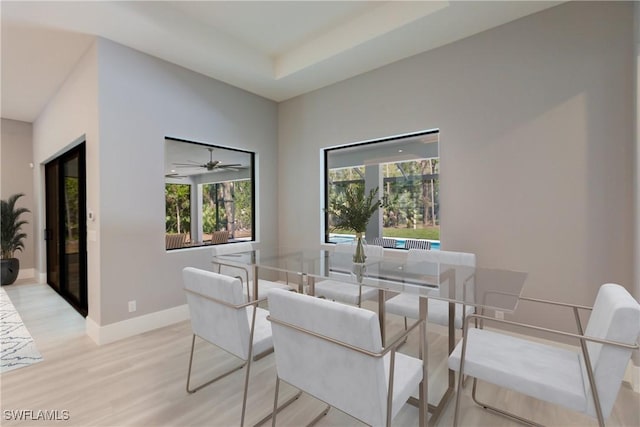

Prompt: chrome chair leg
xmin=269 ymin=376 xmax=329 ymax=427
xmin=240 ymin=350 xmax=253 ymax=427
xmin=186 ymin=334 xmax=246 ymax=394
xmin=271 ymin=376 xmax=281 ymax=427
xmin=254 ymin=391 xmax=302 ymax=426
xmin=453 ymin=329 xmax=469 ymax=427
xmin=470 ymin=378 xmax=543 ymax=427
xmin=307 ymin=405 xmax=331 ymax=427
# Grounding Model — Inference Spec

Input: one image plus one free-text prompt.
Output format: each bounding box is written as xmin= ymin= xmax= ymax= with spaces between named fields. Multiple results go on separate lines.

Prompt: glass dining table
xmin=212 ymin=246 xmax=528 ymax=426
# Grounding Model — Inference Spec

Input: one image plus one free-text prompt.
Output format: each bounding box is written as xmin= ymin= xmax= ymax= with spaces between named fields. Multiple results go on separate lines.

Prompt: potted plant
xmin=326 ymin=184 xmax=382 ymax=264
xmin=1 ymin=193 xmax=30 ymax=286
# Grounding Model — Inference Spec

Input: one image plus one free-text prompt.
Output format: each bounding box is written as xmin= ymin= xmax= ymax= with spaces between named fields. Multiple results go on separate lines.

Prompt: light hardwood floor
xmin=1 ymin=281 xmax=638 ymax=426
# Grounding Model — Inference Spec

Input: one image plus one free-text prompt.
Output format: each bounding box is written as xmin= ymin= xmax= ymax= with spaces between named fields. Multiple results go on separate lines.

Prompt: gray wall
xmin=0 ymin=118 xmax=35 ymax=271
xmin=32 ymin=41 xmax=100 ymax=317
xmin=96 ymin=39 xmax=278 ymax=325
xmin=32 ymin=39 xmax=278 ymax=326
xmin=278 ymin=2 xmax=635 ymax=332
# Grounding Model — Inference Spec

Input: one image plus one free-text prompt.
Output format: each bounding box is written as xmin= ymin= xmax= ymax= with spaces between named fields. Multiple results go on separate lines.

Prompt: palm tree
xmin=1 ymin=193 xmax=30 ymax=285
xmin=1 ymin=193 xmax=30 ymax=259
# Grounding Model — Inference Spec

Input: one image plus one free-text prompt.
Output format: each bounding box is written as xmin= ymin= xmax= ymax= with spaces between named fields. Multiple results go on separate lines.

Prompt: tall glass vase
xmin=351 ymin=233 xmax=367 ymax=283
xmin=353 ymin=232 xmax=367 ymax=264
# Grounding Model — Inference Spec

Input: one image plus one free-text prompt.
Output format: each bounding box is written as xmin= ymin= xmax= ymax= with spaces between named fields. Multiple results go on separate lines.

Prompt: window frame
xmin=165 ymin=136 xmax=255 ymax=250
xmin=322 ymin=129 xmax=439 ymax=248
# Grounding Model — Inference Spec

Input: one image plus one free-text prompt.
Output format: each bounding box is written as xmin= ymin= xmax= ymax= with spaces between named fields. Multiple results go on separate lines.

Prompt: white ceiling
xmin=1 ymin=1 xmax=562 ymax=123
xmin=165 ymin=138 xmax=252 ymax=177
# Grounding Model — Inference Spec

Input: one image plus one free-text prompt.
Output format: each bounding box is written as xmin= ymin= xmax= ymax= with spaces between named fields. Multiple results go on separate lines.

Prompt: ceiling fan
xmin=173 ymin=147 xmax=243 ymax=171
xmin=164 ymin=172 xmax=187 ymax=179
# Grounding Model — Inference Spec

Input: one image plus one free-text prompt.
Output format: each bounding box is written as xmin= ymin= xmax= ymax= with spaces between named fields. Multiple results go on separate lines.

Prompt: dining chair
xmin=267 ymin=288 xmax=424 ymax=427
xmin=385 ymin=249 xmax=476 ymax=330
xmin=372 ymin=237 xmax=397 ymax=248
xmin=211 ymin=242 xmax=293 ymax=301
xmin=404 ymin=239 xmax=431 ymax=250
xmin=314 ymin=243 xmax=384 ymax=307
xmin=182 ymin=267 xmax=272 ymax=426
xmin=210 ymin=230 xmax=229 ymax=244
xmin=166 ymin=233 xmax=187 ymax=249
xmin=449 ymin=283 xmax=640 ymax=427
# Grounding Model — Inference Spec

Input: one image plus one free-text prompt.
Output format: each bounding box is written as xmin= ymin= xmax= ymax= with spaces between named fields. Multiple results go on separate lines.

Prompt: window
xmin=324 ymin=130 xmax=439 ymax=249
xmin=164 ymin=137 xmax=255 ymax=250
xmin=165 ymin=183 xmax=191 ymax=241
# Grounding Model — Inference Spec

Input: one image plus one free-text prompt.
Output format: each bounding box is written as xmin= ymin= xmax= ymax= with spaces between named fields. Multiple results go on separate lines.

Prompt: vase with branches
xmin=326 ymin=184 xmax=382 ymax=263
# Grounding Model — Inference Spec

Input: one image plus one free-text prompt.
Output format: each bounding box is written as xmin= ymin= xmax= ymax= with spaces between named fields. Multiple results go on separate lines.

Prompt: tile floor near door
xmin=1 ymin=280 xmax=638 ymax=426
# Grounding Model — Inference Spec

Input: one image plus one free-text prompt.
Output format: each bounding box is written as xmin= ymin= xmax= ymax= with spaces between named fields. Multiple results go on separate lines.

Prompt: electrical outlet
xmin=128 ymin=300 xmax=136 ymax=313
xmin=494 ymin=310 xmax=504 ymax=320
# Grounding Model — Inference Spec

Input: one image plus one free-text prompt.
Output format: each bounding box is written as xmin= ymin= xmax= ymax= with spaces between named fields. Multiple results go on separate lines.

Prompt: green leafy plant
xmin=1 ymin=193 xmax=30 ymax=259
xmin=327 ymin=185 xmax=382 ymax=263
xmin=327 ymin=185 xmax=382 ymax=234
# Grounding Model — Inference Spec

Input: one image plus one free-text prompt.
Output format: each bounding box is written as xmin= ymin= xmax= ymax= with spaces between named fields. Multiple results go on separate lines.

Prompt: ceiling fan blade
xmin=174 ymin=164 xmax=205 ymax=168
xmin=173 ymin=159 xmax=201 ymax=164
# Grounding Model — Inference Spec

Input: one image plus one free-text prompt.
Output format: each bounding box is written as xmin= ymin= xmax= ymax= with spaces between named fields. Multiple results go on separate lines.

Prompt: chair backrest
xmin=405 ymin=239 xmax=431 ymax=250
xmin=211 ymin=242 xmax=254 ymax=282
xmin=334 ymin=242 xmax=384 ymax=260
xmin=211 ymin=230 xmax=229 ymax=244
xmin=211 ymin=241 xmax=253 ymax=256
xmin=372 ymin=237 xmax=396 ymax=248
xmin=407 ymin=249 xmax=476 ymax=302
xmin=407 ymin=248 xmax=475 ymax=267
xmin=182 ymin=267 xmax=252 ymax=360
xmin=166 ymin=233 xmax=186 ymax=249
xmin=268 ymin=288 xmax=389 ymax=426
xmin=334 ymin=242 xmax=354 ymax=254
xmin=580 ymin=283 xmax=640 ymax=419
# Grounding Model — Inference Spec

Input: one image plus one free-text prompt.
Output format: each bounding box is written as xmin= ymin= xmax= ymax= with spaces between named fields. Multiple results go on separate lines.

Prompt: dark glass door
xmin=45 ymin=143 xmax=87 ymax=316
xmin=45 ymin=161 xmax=60 ymax=291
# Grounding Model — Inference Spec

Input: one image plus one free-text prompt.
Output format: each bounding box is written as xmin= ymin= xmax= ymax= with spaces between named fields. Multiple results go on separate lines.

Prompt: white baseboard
xmin=86 ymin=304 xmax=190 ymax=345
xmin=17 ymin=268 xmax=35 ymax=280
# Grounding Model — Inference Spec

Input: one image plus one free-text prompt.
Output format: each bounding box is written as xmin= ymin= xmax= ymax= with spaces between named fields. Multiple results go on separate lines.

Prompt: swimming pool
xmin=329 ymin=234 xmax=440 ymax=250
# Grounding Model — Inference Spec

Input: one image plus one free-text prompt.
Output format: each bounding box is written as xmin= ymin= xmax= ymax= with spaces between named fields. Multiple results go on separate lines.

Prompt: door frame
xmin=44 ymin=142 xmax=88 ymax=317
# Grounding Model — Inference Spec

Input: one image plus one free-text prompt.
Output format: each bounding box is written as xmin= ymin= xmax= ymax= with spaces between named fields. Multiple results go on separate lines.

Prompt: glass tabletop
xmin=213 ymin=246 xmax=528 ymax=313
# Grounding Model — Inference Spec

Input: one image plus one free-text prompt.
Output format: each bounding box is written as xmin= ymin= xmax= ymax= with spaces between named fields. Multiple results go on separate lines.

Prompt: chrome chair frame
xmin=212 ymin=256 xmax=294 ymax=303
xmin=184 ymin=289 xmax=300 ymax=427
xmin=184 ymin=289 xmax=264 ymax=424
xmin=453 ymin=296 xmax=640 ymax=427
xmin=267 ymin=314 xmax=425 ymax=427
xmin=211 ymin=258 xmax=253 ymax=301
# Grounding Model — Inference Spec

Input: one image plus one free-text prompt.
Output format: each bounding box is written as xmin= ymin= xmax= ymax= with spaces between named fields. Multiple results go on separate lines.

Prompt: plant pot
xmin=1 ymin=258 xmax=19 ymax=285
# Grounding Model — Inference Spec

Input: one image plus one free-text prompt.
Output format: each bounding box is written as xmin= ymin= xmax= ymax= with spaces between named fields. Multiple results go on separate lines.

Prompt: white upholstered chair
xmin=267 ymin=288 xmax=424 ymax=427
xmin=449 ymin=283 xmax=640 ymax=427
xmin=182 ymin=267 xmax=273 ymax=426
xmin=385 ymin=249 xmax=476 ymax=329
xmin=314 ymin=243 xmax=384 ymax=307
xmin=211 ymin=242 xmax=292 ymax=301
